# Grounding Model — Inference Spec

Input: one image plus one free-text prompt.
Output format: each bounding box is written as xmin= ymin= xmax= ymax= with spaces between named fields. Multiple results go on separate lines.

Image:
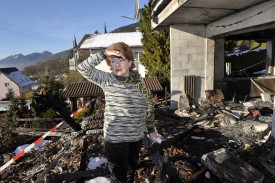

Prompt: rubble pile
xmin=1 ymin=94 xmax=275 ymax=182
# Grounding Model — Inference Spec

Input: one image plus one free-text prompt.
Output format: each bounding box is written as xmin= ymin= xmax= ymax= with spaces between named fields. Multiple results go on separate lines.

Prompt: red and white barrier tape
xmin=0 ymin=100 xmax=93 ymax=173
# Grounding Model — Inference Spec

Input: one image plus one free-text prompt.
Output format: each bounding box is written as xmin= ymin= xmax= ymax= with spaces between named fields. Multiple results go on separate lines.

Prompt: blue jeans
xmin=105 ymin=140 xmax=142 ymax=183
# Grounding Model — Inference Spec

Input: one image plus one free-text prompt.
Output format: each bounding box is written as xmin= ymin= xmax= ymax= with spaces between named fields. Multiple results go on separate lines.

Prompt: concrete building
xmin=151 ymin=0 xmax=275 ymax=108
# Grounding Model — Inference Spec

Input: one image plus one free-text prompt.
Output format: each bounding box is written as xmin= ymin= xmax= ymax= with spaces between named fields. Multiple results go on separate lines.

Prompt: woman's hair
xmin=105 ymin=42 xmax=135 ymax=70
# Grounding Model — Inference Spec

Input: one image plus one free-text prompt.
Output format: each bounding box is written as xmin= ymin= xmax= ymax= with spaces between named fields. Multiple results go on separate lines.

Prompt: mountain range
xmin=0 ymin=50 xmax=71 ymax=71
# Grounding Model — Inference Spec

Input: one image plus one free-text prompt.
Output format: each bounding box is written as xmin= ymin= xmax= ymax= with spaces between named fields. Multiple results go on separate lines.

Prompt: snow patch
xmin=13 ymin=140 xmax=49 ymax=155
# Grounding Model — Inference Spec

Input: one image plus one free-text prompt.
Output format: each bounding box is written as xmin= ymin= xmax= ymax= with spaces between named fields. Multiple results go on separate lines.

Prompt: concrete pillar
xmin=214 ymin=39 xmax=225 ymax=89
xmin=205 ymin=38 xmax=215 ymax=91
xmin=266 ymin=32 xmax=275 ymax=75
xmin=170 ymin=24 xmax=214 ymax=109
xmin=269 ymin=33 xmax=275 ymax=137
xmin=272 ymin=95 xmax=275 ymax=137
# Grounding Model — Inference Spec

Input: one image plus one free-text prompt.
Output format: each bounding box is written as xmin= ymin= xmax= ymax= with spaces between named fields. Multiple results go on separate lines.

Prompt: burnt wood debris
xmin=1 ymin=90 xmax=275 ymax=182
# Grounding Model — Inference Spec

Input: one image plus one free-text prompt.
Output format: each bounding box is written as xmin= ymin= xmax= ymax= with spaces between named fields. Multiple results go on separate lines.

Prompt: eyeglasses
xmin=111 ymin=56 xmax=126 ymax=65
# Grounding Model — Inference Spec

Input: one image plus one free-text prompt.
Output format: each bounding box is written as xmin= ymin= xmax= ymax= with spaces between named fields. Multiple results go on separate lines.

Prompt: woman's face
xmin=110 ymin=55 xmax=132 ymax=77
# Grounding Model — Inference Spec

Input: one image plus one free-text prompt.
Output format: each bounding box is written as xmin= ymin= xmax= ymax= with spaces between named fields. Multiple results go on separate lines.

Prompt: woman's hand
xmin=105 ymin=50 xmax=125 ymax=59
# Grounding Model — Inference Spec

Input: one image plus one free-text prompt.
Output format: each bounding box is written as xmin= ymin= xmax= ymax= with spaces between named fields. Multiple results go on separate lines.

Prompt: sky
xmin=0 ymin=0 xmax=148 ymax=60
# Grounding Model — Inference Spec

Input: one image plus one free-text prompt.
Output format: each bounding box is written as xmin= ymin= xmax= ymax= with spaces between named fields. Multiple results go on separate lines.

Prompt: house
xmin=69 ymin=31 xmax=147 ymax=77
xmin=63 ymin=81 xmax=104 ymax=112
xmin=0 ymin=67 xmax=36 ymax=100
xmin=63 ymin=77 xmax=163 ymax=112
xmin=151 ymin=0 xmax=275 ymax=108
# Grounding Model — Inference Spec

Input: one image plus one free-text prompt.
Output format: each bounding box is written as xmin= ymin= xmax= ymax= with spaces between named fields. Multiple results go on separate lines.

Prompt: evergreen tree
xmin=225 ymin=40 xmax=238 ymax=54
xmin=139 ymin=3 xmax=170 ymax=89
xmin=1 ymin=96 xmax=31 ymax=152
xmin=32 ymin=75 xmax=81 ymax=131
xmin=6 ymin=96 xmax=28 ymax=128
xmin=5 ymin=88 xmax=15 ymax=101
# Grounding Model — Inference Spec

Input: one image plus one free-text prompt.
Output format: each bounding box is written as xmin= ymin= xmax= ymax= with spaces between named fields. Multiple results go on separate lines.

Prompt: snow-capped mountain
xmin=0 ymin=51 xmax=53 ymax=70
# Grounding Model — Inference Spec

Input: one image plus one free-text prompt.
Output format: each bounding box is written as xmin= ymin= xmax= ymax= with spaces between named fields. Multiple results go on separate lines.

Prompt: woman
xmin=77 ymin=42 xmax=157 ymax=183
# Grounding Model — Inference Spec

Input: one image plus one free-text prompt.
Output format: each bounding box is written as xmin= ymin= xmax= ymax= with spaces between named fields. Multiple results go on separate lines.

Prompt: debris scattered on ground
xmin=1 ymin=94 xmax=275 ymax=182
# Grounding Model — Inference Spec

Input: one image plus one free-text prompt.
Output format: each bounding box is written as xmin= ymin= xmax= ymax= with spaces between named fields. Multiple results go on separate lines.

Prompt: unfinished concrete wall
xmin=170 ymin=24 xmax=214 ymax=109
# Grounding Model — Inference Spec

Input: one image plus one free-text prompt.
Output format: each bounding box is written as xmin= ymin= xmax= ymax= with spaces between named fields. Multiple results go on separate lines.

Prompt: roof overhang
xmin=151 ymin=0 xmax=274 ymax=37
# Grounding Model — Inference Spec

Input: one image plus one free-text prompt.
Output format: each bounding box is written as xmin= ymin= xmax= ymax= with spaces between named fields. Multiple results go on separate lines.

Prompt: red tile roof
xmin=64 ymin=77 xmax=163 ymax=98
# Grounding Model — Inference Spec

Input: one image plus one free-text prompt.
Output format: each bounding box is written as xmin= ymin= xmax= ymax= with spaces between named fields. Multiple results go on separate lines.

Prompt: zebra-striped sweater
xmin=77 ymin=51 xmax=155 ymax=143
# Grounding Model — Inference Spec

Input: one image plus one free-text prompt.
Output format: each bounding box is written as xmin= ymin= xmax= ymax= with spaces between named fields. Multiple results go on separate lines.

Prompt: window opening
xmin=225 ymin=39 xmax=267 ymax=77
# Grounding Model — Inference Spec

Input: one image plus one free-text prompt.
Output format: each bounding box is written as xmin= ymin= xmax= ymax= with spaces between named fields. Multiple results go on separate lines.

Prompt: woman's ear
xmin=129 ymin=60 xmax=133 ymax=68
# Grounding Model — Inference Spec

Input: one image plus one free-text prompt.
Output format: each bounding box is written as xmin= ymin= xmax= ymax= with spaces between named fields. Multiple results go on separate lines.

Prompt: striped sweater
xmin=77 ymin=51 xmax=155 ymax=143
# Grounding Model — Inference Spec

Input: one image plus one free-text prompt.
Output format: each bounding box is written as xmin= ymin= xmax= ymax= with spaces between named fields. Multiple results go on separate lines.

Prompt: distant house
xmin=0 ymin=67 xmax=36 ymax=100
xmin=69 ymin=31 xmax=147 ymax=77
